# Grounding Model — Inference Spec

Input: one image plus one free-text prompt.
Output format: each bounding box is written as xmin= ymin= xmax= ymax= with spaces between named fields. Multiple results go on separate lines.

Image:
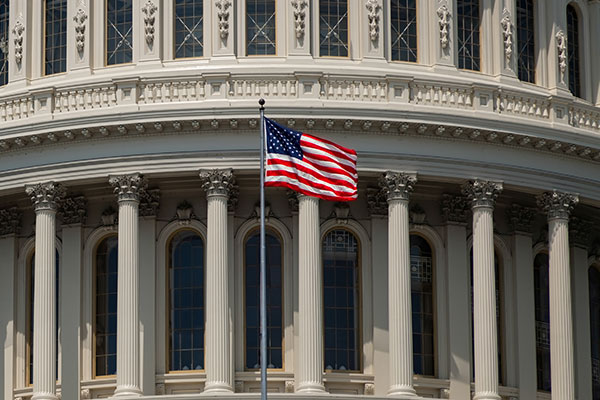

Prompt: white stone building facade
xmin=0 ymin=1 xmax=599 ymax=400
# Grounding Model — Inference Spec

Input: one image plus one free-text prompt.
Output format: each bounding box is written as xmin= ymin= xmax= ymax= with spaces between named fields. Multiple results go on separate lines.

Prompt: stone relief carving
xmin=73 ymin=7 xmax=88 ymax=53
xmin=109 ymin=173 xmax=147 ymax=202
xmin=291 ymin=0 xmax=308 ymax=39
xmin=366 ymin=187 xmax=387 ymax=216
xmin=25 ymin=182 xmax=66 ymax=211
xmin=365 ymin=0 xmax=381 ymax=42
xmin=287 ymin=189 xmax=299 ymax=213
xmin=379 ymin=171 xmax=416 ymax=201
xmin=285 ymin=380 xmax=295 ymax=393
xmin=507 ymin=203 xmax=536 ymax=234
xmin=437 ymin=5 xmax=451 ymax=49
xmin=537 ymin=190 xmax=579 ymax=220
xmin=364 ymin=383 xmax=375 ymax=395
xmin=80 ymin=389 xmax=91 ymax=399
xmin=441 ymin=194 xmax=470 ymax=223
xmin=13 ymin=19 xmax=25 ymax=65
xmin=216 ymin=0 xmax=232 ymax=40
xmin=101 ymin=206 xmax=118 ymax=227
xmin=556 ymin=30 xmax=567 ymax=83
xmin=59 ymin=196 xmax=87 ymax=225
xmin=142 ymin=0 xmax=158 ymax=45
xmin=139 ymin=188 xmax=160 ymax=217
xmin=569 ymin=216 xmax=593 ymax=248
xmin=462 ymin=179 xmax=503 ymax=209
xmin=175 ymin=200 xmax=195 ymax=224
xmin=0 ymin=207 xmax=21 ymax=235
xmin=333 ymin=202 xmax=350 ymax=224
xmin=501 ymin=10 xmax=513 ymax=65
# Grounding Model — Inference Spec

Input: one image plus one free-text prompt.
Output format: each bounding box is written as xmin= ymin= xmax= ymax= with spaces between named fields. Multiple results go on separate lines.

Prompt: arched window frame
xmin=532 ymin=243 xmax=550 ymax=393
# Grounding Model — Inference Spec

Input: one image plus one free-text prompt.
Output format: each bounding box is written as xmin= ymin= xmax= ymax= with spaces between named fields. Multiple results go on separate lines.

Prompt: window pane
xmin=175 ymin=0 xmax=203 ymax=58
xmin=457 ymin=0 xmax=480 ymax=71
xmin=590 ymin=266 xmax=600 ymax=399
xmin=534 ymin=253 xmax=551 ymax=391
xmin=106 ymin=0 xmax=133 ymax=65
xmin=95 ymin=235 xmax=118 ymax=376
xmin=247 ymin=0 xmax=276 ymax=55
xmin=567 ymin=5 xmax=581 ymax=97
xmin=516 ymin=0 xmax=535 ymax=83
xmin=0 ymin=1 xmax=9 ymax=85
xmin=245 ymin=231 xmax=283 ymax=369
xmin=390 ymin=0 xmax=417 ymax=62
xmin=323 ymin=229 xmax=359 ymax=371
xmin=44 ymin=0 xmax=67 ymax=75
xmin=319 ymin=0 xmax=348 ymax=57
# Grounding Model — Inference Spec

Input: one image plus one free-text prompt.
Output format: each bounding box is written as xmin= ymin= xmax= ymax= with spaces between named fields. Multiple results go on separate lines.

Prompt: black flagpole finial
xmin=259 ymin=98 xmax=265 ymax=110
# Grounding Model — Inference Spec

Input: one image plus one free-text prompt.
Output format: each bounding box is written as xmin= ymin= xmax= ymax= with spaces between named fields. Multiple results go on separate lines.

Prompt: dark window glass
xmin=411 ymin=235 xmax=434 ymax=376
xmin=247 ymin=0 xmax=276 ymax=55
xmin=175 ymin=0 xmax=203 ymax=58
xmin=470 ymin=250 xmax=504 ymax=384
xmin=323 ymin=229 xmax=360 ymax=371
xmin=516 ymin=0 xmax=535 ymax=83
xmin=567 ymin=5 xmax=581 ymax=97
xmin=457 ymin=0 xmax=480 ymax=71
xmin=319 ymin=0 xmax=348 ymax=57
xmin=391 ymin=0 xmax=417 ymax=62
xmin=28 ymin=250 xmax=60 ymax=384
xmin=589 ymin=266 xmax=600 ymax=399
xmin=106 ymin=0 xmax=133 ymax=65
xmin=534 ymin=253 xmax=551 ymax=391
xmin=95 ymin=236 xmax=118 ymax=377
xmin=44 ymin=0 xmax=67 ymax=75
xmin=245 ymin=231 xmax=283 ymax=369
xmin=0 ymin=1 xmax=9 ymax=85
xmin=169 ymin=230 xmax=205 ymax=371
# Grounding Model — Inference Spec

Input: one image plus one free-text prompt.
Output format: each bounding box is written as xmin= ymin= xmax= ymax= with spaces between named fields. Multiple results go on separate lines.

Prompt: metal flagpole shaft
xmin=258 ymin=98 xmax=268 ymax=400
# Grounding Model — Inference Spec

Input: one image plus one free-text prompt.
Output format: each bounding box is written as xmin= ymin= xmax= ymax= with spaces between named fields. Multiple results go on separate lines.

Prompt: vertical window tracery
xmin=457 ymin=0 xmax=481 ymax=71
xmin=106 ymin=0 xmax=133 ymax=65
xmin=44 ymin=0 xmax=67 ymax=75
xmin=175 ymin=0 xmax=204 ymax=58
xmin=516 ymin=0 xmax=535 ymax=83
xmin=319 ymin=0 xmax=349 ymax=57
xmin=246 ymin=0 xmax=276 ymax=55
xmin=589 ymin=265 xmax=600 ymax=399
xmin=411 ymin=235 xmax=434 ymax=376
xmin=566 ymin=4 xmax=581 ymax=97
xmin=390 ymin=0 xmax=417 ymax=62
xmin=534 ymin=252 xmax=551 ymax=392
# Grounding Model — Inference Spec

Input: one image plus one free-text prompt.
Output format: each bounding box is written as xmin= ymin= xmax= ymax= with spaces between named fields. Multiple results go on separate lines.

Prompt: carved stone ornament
xmin=199 ymin=169 xmax=236 ymax=198
xmin=252 ymin=203 xmax=273 ymax=221
xmin=155 ymin=383 xmax=165 ymax=395
xmin=569 ymin=216 xmax=593 ymax=248
xmin=287 ymin=189 xmax=299 ymax=213
xmin=501 ymin=10 xmax=513 ymax=65
xmin=108 ymin=173 xmax=147 ymax=203
xmin=59 ymin=196 xmax=87 ymax=225
xmin=139 ymin=188 xmax=160 ymax=217
xmin=333 ymin=202 xmax=350 ymax=224
xmin=25 ymin=182 xmax=66 ymax=212
xmin=80 ymin=389 xmax=91 ymax=399
xmin=437 ymin=5 xmax=451 ymax=49
xmin=461 ymin=179 xmax=503 ymax=209
xmin=506 ymin=203 xmax=536 ymax=234
xmin=364 ymin=383 xmax=375 ymax=396
xmin=216 ymin=0 xmax=232 ymax=40
xmin=379 ymin=171 xmax=416 ymax=202
xmin=365 ymin=0 xmax=381 ymax=42
xmin=285 ymin=380 xmax=295 ymax=393
xmin=12 ymin=19 xmax=25 ymax=65
xmin=441 ymin=194 xmax=469 ymax=224
xmin=141 ymin=0 xmax=158 ymax=45
xmin=101 ymin=206 xmax=117 ymax=226
xmin=537 ymin=190 xmax=579 ymax=220
xmin=366 ymin=187 xmax=387 ymax=216
xmin=410 ymin=203 xmax=427 ymax=224
xmin=439 ymin=388 xmax=451 ymax=399
xmin=291 ymin=0 xmax=308 ymax=39
xmin=556 ymin=30 xmax=567 ymax=82
xmin=0 ymin=207 xmax=22 ymax=235
xmin=73 ymin=7 xmax=88 ymax=53
xmin=175 ymin=200 xmax=195 ymax=225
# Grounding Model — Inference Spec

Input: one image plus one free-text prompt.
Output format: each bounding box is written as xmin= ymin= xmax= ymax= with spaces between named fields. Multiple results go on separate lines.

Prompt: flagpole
xmin=258 ymin=98 xmax=268 ymax=400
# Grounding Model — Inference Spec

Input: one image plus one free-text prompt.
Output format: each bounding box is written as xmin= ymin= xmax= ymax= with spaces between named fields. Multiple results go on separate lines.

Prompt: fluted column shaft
xmin=296 ymin=195 xmax=325 ymax=393
xmin=463 ymin=180 xmax=502 ymax=400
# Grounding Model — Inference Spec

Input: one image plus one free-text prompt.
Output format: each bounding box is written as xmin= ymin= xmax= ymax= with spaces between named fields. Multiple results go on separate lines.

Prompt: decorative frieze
xmin=25 ymin=182 xmax=66 ymax=211
xmin=507 ymin=204 xmax=536 ymax=234
xmin=12 ymin=19 xmax=25 ymax=65
xmin=569 ymin=216 xmax=593 ymax=248
xmin=462 ymin=179 xmax=503 ymax=209
xmin=59 ymin=196 xmax=87 ymax=225
xmin=366 ymin=187 xmax=387 ymax=216
xmin=379 ymin=171 xmax=416 ymax=201
xmin=199 ymin=169 xmax=236 ymax=198
xmin=441 ymin=194 xmax=469 ymax=223
xmin=437 ymin=5 xmax=451 ymax=49
xmin=141 ymin=0 xmax=158 ymax=45
xmin=216 ymin=0 xmax=232 ymax=40
xmin=139 ymin=188 xmax=160 ymax=217
xmin=109 ymin=173 xmax=147 ymax=202
xmin=291 ymin=0 xmax=308 ymax=39
xmin=73 ymin=7 xmax=87 ymax=53
xmin=0 ymin=207 xmax=21 ymax=235
xmin=365 ymin=0 xmax=381 ymax=42
xmin=556 ymin=30 xmax=567 ymax=83
xmin=537 ymin=190 xmax=579 ymax=220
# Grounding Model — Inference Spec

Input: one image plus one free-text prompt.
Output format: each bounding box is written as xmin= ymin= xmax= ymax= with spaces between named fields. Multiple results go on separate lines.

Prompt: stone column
xmin=199 ymin=169 xmax=236 ymax=393
xmin=25 ymin=182 xmax=65 ymax=400
xmin=462 ymin=179 xmax=503 ymax=400
xmin=295 ymin=194 xmax=325 ymax=393
xmin=537 ymin=191 xmax=579 ymax=400
xmin=109 ymin=174 xmax=146 ymax=397
xmin=379 ymin=172 xmax=417 ymax=397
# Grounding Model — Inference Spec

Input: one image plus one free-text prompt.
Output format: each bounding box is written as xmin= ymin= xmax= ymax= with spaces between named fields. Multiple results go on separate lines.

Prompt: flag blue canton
xmin=265 ymin=118 xmax=303 ymax=159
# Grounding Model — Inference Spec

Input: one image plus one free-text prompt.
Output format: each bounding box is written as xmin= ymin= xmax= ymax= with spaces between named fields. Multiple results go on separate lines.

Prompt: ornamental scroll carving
xmin=12 ymin=19 xmax=25 ymax=65
xmin=0 ymin=207 xmax=21 ymax=235
xmin=73 ymin=7 xmax=87 ymax=53
xmin=437 ymin=5 xmax=451 ymax=49
xmin=59 ymin=196 xmax=87 ymax=225
xmin=537 ymin=190 xmax=579 ymax=220
xmin=501 ymin=10 xmax=513 ymax=65
xmin=365 ymin=0 xmax=381 ymax=42
xmin=216 ymin=0 xmax=232 ymax=40
xmin=142 ymin=0 xmax=158 ymax=45
xmin=291 ymin=0 xmax=308 ymax=39
xmin=379 ymin=171 xmax=416 ymax=201
xmin=441 ymin=194 xmax=469 ymax=223
xmin=26 ymin=182 xmax=66 ymax=212
xmin=556 ymin=30 xmax=567 ymax=83
xmin=109 ymin=173 xmax=147 ymax=202
xmin=461 ymin=179 xmax=503 ymax=209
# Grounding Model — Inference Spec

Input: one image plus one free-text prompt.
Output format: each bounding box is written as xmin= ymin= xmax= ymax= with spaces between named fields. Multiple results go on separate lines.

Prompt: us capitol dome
xmin=1 ymin=1 xmax=599 ymax=400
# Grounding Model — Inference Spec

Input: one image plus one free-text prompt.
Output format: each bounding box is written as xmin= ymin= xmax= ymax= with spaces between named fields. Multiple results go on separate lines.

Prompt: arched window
xmin=411 ymin=235 xmax=434 ymax=376
xmin=27 ymin=250 xmax=60 ymax=385
xmin=319 ymin=0 xmax=349 ymax=57
xmin=457 ymin=0 xmax=481 ymax=71
xmin=168 ymin=230 xmax=205 ymax=371
xmin=174 ymin=0 xmax=204 ymax=58
xmin=589 ymin=265 xmax=600 ymax=399
xmin=0 ymin=1 xmax=9 ymax=86
xmin=323 ymin=229 xmax=360 ymax=371
xmin=534 ymin=252 xmax=551 ymax=392
xmin=94 ymin=235 xmax=118 ymax=377
xmin=566 ymin=4 xmax=581 ymax=97
xmin=246 ymin=0 xmax=276 ymax=56
xmin=44 ymin=0 xmax=67 ymax=75
xmin=244 ymin=230 xmax=283 ymax=369
xmin=516 ymin=0 xmax=535 ymax=83
xmin=106 ymin=0 xmax=133 ymax=65
xmin=390 ymin=0 xmax=417 ymax=62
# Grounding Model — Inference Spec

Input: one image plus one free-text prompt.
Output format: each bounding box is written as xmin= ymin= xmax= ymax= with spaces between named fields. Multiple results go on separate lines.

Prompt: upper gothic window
xmin=323 ymin=229 xmax=360 ymax=371
xmin=516 ymin=0 xmax=535 ymax=83
xmin=411 ymin=235 xmax=434 ymax=376
xmin=0 ymin=1 xmax=8 ymax=85
xmin=566 ymin=4 xmax=581 ymax=97
xmin=534 ymin=252 xmax=551 ymax=392
xmin=106 ymin=0 xmax=133 ymax=65
xmin=319 ymin=0 xmax=349 ymax=57
xmin=175 ymin=0 xmax=204 ymax=58
xmin=589 ymin=265 xmax=600 ymax=399
xmin=457 ymin=0 xmax=481 ymax=71
xmin=246 ymin=0 xmax=276 ymax=56
xmin=390 ymin=0 xmax=417 ymax=62
xmin=44 ymin=0 xmax=67 ymax=75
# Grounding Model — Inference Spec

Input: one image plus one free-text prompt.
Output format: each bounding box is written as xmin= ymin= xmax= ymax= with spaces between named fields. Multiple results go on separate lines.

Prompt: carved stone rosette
xmin=25 ymin=182 xmax=66 ymax=212
xmin=379 ymin=171 xmax=416 ymax=202
xmin=199 ymin=169 xmax=236 ymax=198
xmin=537 ymin=190 xmax=579 ymax=220
xmin=73 ymin=7 xmax=87 ymax=53
xmin=59 ymin=196 xmax=87 ymax=225
xmin=0 ymin=207 xmax=22 ymax=235
xmin=365 ymin=0 xmax=381 ymax=42
xmin=556 ymin=30 xmax=567 ymax=83
xmin=216 ymin=0 xmax=232 ymax=40
xmin=507 ymin=203 xmax=536 ymax=234
xmin=366 ymin=187 xmax=387 ymax=216
xmin=441 ymin=194 xmax=470 ymax=224
xmin=141 ymin=0 xmax=158 ymax=45
xmin=461 ymin=179 xmax=503 ymax=209
xmin=109 ymin=173 xmax=147 ymax=203
xmin=437 ymin=5 xmax=451 ymax=49
xmin=139 ymin=188 xmax=160 ymax=217
xmin=291 ymin=0 xmax=308 ymax=39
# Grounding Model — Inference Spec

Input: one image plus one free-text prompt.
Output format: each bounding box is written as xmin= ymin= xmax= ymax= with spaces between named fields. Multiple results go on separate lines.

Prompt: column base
xmin=203 ymin=382 xmax=234 ymax=394
xmin=387 ymin=385 xmax=418 ymax=398
xmin=112 ymin=385 xmax=143 ymax=397
xmin=473 ymin=392 xmax=501 ymax=400
xmin=296 ymin=381 xmax=326 ymax=394
xmin=32 ymin=393 xmax=58 ymax=400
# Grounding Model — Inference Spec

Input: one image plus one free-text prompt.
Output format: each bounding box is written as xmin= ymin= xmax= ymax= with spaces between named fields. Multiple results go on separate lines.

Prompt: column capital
xmin=379 ymin=171 xmax=417 ymax=202
xmin=462 ymin=179 xmax=503 ymax=209
xmin=59 ymin=196 xmax=87 ymax=225
xmin=507 ymin=204 xmax=536 ymax=234
xmin=536 ymin=190 xmax=579 ymax=220
xmin=199 ymin=169 xmax=237 ymax=198
xmin=25 ymin=182 xmax=66 ymax=212
xmin=0 ymin=207 xmax=22 ymax=235
xmin=109 ymin=173 xmax=147 ymax=203
xmin=441 ymin=194 xmax=470 ymax=224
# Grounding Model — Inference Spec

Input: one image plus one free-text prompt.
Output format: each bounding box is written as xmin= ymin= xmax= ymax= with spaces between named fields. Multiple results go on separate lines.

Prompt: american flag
xmin=263 ymin=117 xmax=358 ymax=201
